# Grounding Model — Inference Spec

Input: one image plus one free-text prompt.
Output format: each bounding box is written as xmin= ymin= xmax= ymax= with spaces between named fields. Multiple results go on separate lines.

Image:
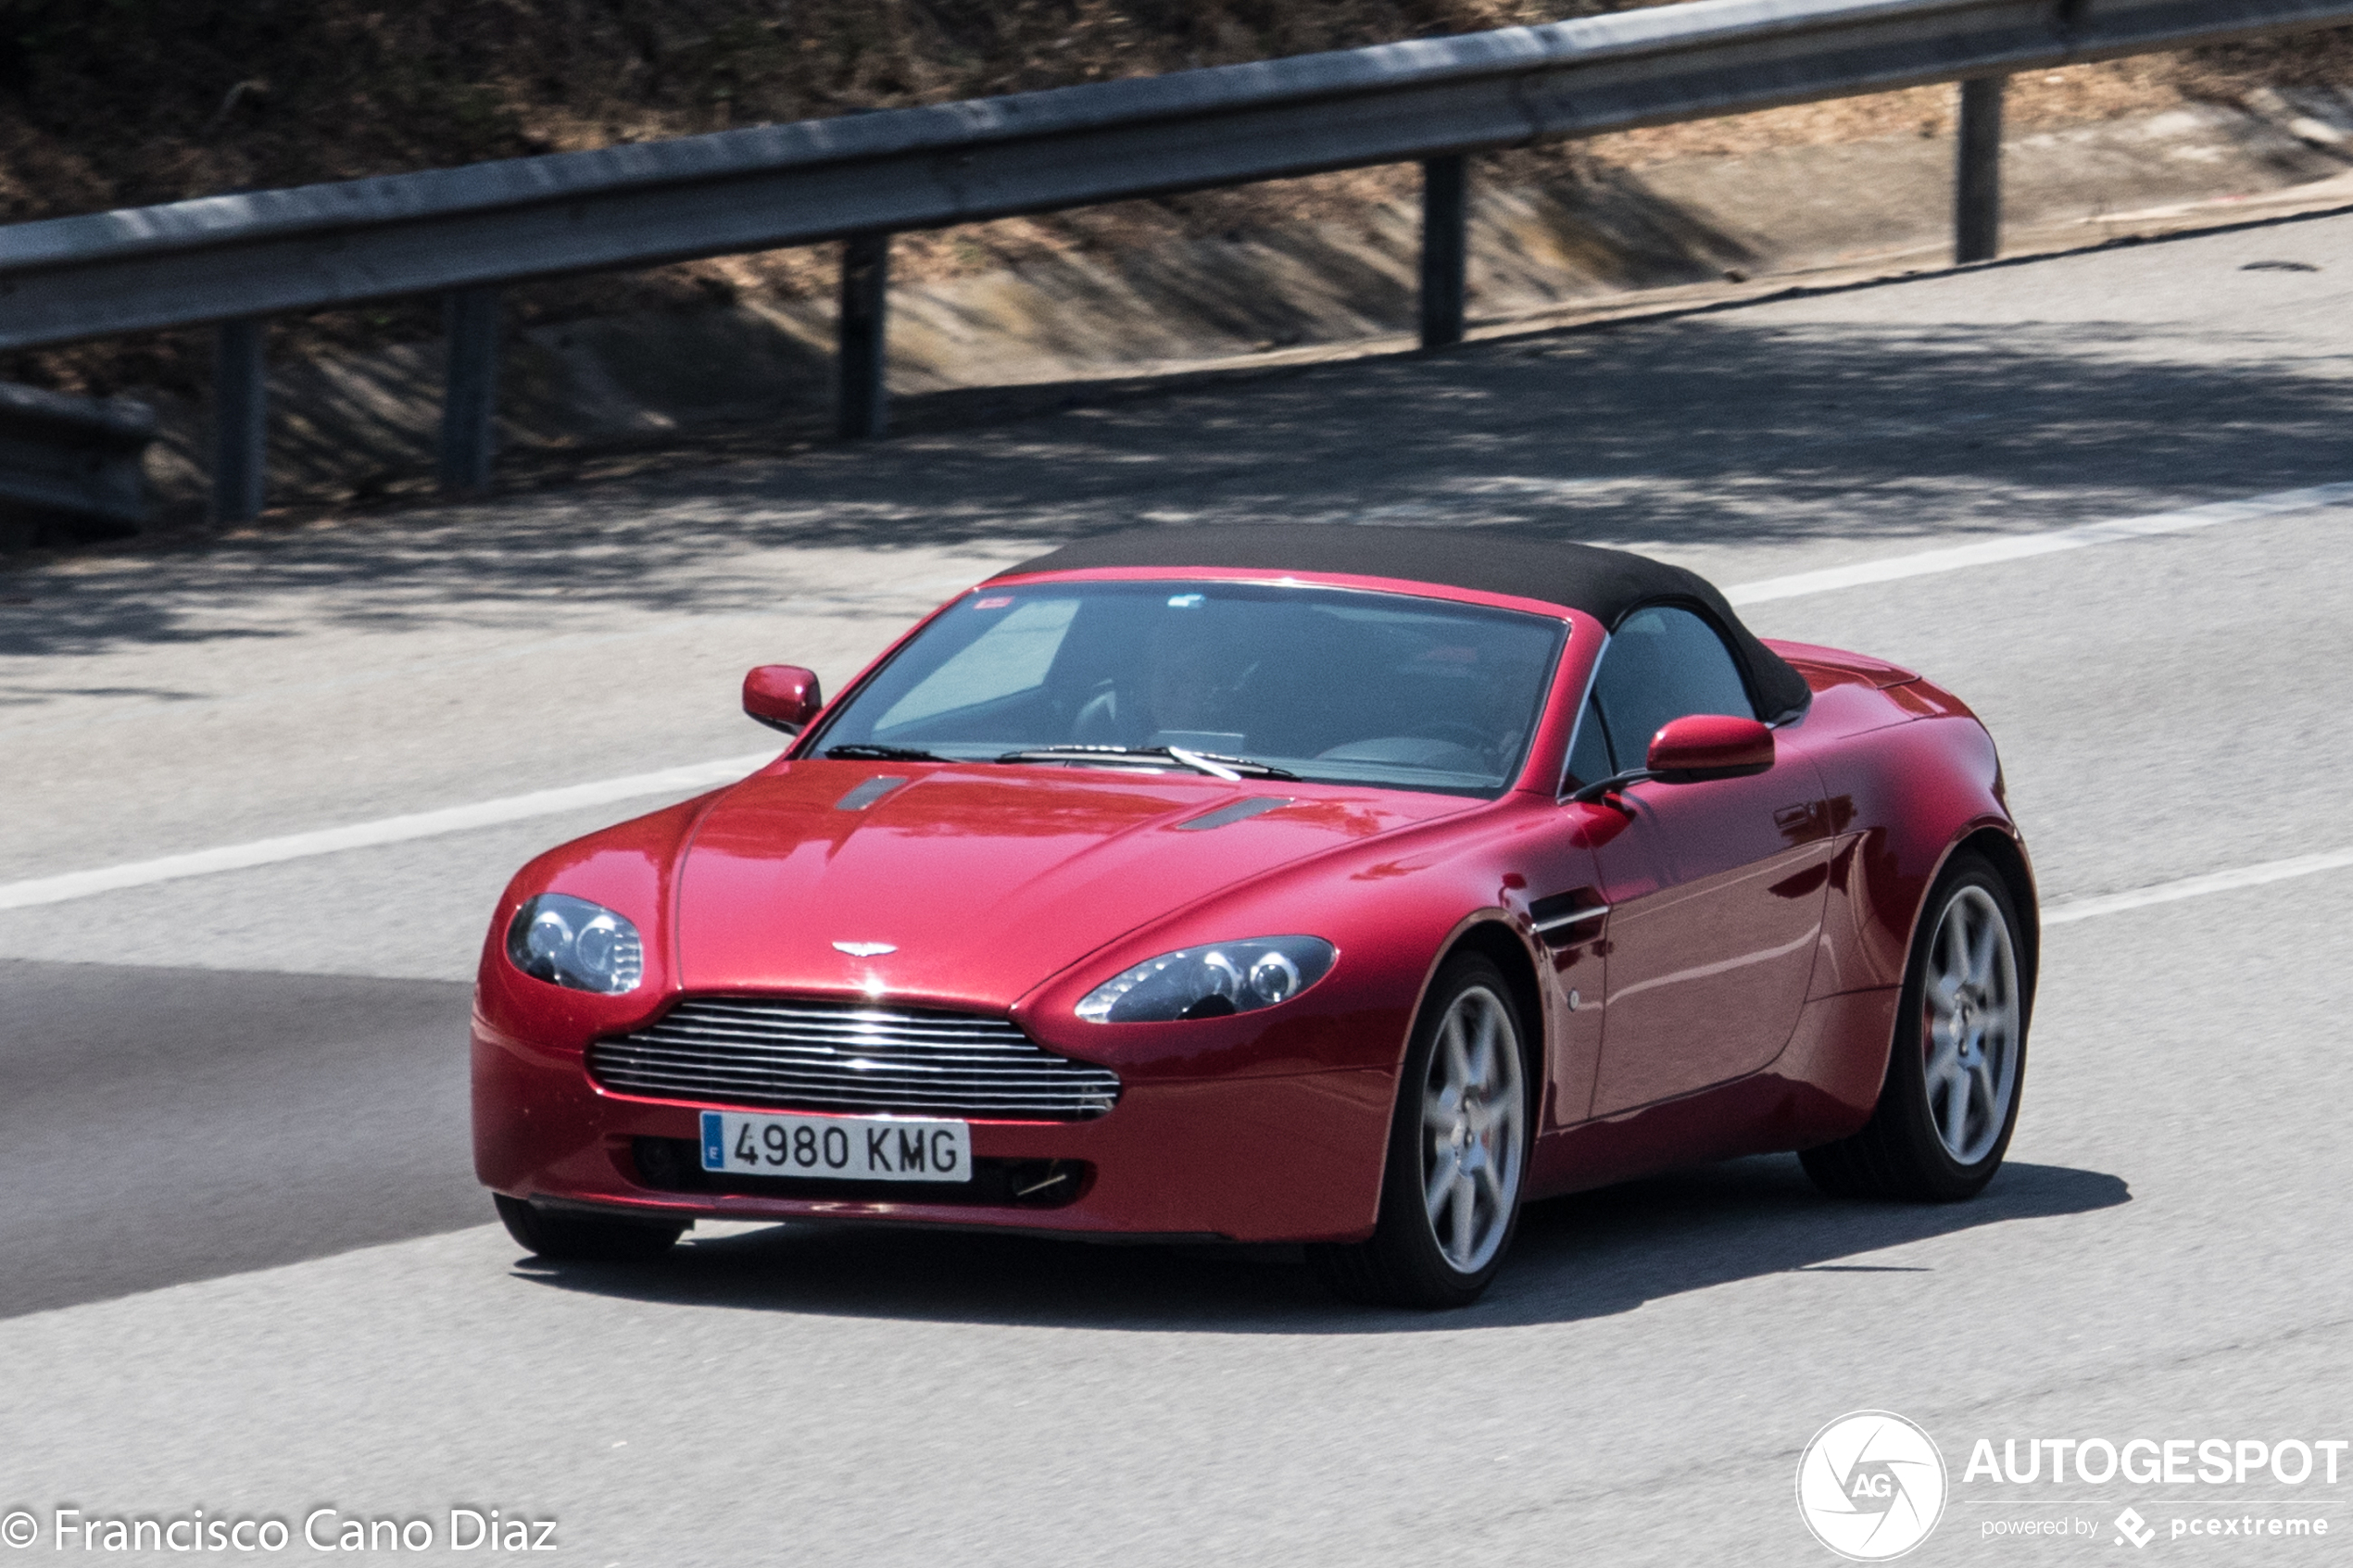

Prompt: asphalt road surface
xmin=3 ymin=213 xmax=2351 ymax=1564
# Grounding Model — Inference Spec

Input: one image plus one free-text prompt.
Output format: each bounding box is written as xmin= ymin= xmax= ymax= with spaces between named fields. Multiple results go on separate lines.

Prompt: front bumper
xmin=472 ymin=1020 xmax=1395 ymax=1244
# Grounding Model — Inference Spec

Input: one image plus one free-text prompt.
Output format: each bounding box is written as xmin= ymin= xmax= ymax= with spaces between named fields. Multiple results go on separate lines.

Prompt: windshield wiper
xmin=995 ymin=745 xmax=1297 ymax=782
xmin=825 ymin=744 xmax=950 ymax=762
xmin=1169 ymin=747 xmax=1298 ymax=781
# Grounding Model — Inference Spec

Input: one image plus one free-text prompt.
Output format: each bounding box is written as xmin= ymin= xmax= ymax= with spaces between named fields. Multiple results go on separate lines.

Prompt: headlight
xmin=506 ymin=893 xmax=645 ymax=995
xmin=1076 ymin=935 xmax=1335 ymax=1023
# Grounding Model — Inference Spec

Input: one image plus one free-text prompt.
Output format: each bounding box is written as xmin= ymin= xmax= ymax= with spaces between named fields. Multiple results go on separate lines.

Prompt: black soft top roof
xmin=1000 ymin=524 xmax=1810 ymax=721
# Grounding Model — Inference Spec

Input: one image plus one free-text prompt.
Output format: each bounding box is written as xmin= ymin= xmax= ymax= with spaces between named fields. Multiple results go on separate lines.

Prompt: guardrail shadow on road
xmin=508 ymin=1156 xmax=2128 ymax=1333
xmin=10 ymin=239 xmax=2353 ymax=661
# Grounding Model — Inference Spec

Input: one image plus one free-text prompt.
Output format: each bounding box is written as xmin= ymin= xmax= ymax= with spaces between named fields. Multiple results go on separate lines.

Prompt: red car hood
xmin=674 ymin=762 xmax=1471 ymax=1008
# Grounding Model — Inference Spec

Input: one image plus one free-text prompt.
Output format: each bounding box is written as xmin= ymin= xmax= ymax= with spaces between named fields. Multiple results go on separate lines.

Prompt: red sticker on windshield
xmin=974 ymin=596 xmax=1013 ymax=609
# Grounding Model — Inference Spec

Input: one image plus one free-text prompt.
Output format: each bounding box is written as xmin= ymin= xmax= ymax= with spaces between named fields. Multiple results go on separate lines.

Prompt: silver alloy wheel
xmin=1921 ymin=884 xmax=2021 ymax=1165
xmin=1419 ymin=985 xmax=1526 ymax=1274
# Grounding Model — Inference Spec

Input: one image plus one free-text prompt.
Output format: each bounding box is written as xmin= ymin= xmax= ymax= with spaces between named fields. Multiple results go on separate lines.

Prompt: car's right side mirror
xmin=1646 ymin=713 xmax=1774 ymax=783
xmin=743 ymin=664 xmax=824 ymax=734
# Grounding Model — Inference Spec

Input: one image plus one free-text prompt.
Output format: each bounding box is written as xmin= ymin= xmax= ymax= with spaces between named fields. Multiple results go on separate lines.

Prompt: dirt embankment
xmin=4 ymin=1 xmax=2350 ymax=402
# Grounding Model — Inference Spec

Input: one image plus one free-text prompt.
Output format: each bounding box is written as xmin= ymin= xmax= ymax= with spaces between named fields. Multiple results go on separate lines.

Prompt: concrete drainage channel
xmin=0 ymin=384 xmax=156 ymax=550
xmin=7 ymin=24 xmax=2353 ymax=546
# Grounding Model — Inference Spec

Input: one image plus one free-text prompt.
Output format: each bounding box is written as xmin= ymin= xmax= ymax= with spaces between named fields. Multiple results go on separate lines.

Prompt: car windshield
xmin=807 ymin=580 xmax=1567 ymax=797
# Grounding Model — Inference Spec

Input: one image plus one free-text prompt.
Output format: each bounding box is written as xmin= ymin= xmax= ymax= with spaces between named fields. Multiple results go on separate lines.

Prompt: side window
xmin=1590 ymin=606 xmax=1755 ymax=771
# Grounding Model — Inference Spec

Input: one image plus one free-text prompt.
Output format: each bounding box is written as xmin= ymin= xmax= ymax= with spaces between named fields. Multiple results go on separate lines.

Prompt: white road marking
xmin=1724 ymin=482 xmax=2353 ymax=605
xmin=2042 ymin=847 xmax=2353 ymax=926
xmin=0 ymin=753 xmax=776 ymax=911
xmin=3 ymin=481 xmax=2343 ymax=910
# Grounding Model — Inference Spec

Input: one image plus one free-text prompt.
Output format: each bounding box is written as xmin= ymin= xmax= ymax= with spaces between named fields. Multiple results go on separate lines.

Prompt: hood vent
xmin=834 ymin=775 xmax=909 ymax=811
xmin=1173 ymin=797 xmax=1292 ymax=833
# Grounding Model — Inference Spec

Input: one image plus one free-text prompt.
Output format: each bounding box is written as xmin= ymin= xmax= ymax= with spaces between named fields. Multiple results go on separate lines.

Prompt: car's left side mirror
xmin=1646 ymin=713 xmax=1774 ymax=783
xmin=743 ymin=665 xmax=824 ymax=734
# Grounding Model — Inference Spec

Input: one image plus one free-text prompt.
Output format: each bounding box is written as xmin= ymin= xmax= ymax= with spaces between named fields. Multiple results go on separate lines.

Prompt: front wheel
xmin=1310 ymin=953 xmax=1530 ymax=1308
xmin=1801 ymin=853 xmax=2029 ymax=1201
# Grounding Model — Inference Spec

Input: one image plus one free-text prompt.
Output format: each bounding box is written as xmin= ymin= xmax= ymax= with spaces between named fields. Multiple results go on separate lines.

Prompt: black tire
xmin=494 ymin=1194 xmax=685 ymax=1261
xmin=1801 ymin=853 xmax=2029 ymax=1202
xmin=1309 ymin=953 xmax=1532 ymax=1309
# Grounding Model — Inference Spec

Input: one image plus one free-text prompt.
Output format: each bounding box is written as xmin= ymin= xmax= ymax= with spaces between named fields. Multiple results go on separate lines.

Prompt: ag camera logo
xmin=1797 ymin=1411 xmax=1949 ymax=1560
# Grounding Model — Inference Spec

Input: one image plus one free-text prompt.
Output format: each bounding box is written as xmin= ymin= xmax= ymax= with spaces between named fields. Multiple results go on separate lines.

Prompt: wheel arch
xmin=1842 ymin=822 xmax=2036 ymax=1140
xmin=1434 ymin=915 xmax=1548 ymax=1094
xmin=1942 ymin=824 xmax=2040 ymax=1021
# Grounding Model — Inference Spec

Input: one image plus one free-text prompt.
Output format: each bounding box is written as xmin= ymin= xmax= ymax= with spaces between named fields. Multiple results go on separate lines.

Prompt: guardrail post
xmin=1420 ymin=154 xmax=1468 ymax=349
xmin=1955 ymin=75 xmax=2006 ymax=264
xmin=209 ymin=317 xmax=268 ymax=523
xmin=837 ymin=232 xmax=890 ymax=439
xmin=438 ymin=286 xmax=502 ymax=495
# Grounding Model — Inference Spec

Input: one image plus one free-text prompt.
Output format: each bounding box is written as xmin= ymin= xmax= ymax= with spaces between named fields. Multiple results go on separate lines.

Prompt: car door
xmin=1567 ymin=605 xmax=1834 ymax=1117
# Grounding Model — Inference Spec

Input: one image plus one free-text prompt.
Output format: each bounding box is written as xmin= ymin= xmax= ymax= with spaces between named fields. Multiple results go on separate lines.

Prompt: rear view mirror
xmin=743 ymin=665 xmax=824 ymax=734
xmin=1646 ymin=713 xmax=1774 ymax=782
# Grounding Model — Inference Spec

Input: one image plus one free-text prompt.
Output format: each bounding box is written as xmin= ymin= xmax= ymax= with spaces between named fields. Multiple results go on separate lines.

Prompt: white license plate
xmin=699 ymin=1110 xmax=972 ymax=1183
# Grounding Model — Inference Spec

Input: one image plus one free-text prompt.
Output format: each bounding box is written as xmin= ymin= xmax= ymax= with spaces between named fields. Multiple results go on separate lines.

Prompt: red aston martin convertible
xmin=473 ymin=526 xmax=2034 ymax=1307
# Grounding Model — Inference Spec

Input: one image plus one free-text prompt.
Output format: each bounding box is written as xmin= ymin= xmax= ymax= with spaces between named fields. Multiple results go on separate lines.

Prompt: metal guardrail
xmin=2 ymin=0 xmax=2348 ymax=524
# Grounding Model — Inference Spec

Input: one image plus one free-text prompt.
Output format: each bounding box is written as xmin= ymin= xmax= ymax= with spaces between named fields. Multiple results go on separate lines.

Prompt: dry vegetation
xmin=3 ymin=0 xmax=2349 ymax=395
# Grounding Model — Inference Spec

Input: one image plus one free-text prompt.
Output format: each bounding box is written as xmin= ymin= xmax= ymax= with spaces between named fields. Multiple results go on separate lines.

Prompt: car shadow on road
xmin=509 ymin=1155 xmax=2128 ymax=1333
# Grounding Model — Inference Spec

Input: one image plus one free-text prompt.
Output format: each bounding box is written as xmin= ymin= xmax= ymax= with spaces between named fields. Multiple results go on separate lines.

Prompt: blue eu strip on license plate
xmin=698 ymin=1110 xmax=973 ymax=1183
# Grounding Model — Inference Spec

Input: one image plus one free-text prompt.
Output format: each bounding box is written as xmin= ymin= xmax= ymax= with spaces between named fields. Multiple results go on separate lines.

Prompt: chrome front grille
xmin=588 ymin=997 xmax=1122 ymax=1120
